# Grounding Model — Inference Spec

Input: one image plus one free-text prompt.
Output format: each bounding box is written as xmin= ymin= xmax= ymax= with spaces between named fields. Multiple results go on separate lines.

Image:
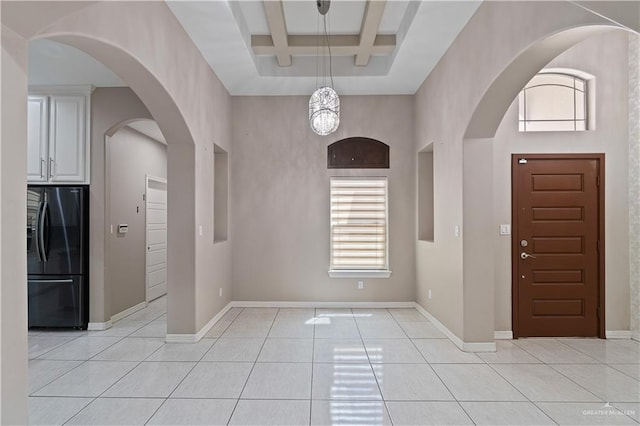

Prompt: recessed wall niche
xmin=418 ymin=144 xmax=434 ymax=242
xmin=214 ymin=144 xmax=228 ymax=243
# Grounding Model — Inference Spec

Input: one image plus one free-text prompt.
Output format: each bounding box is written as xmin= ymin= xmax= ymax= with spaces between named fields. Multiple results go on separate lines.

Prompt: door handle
xmin=39 ymin=199 xmax=48 ymax=262
xmin=49 ymin=157 xmax=55 ymax=179
xmin=34 ymin=201 xmax=44 ymax=262
xmin=40 ymin=158 xmax=45 ymax=179
xmin=520 ymin=252 xmax=537 ymax=260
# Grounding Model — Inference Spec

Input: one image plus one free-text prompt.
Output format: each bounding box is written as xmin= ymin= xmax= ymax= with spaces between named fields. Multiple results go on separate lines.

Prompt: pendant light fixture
xmin=309 ymin=0 xmax=340 ymax=136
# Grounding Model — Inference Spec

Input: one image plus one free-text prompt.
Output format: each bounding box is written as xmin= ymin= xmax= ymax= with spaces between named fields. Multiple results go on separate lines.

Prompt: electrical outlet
xmin=428 ymin=289 xmax=432 ymax=300
xmin=199 ymin=225 xmax=203 ymax=236
xmin=357 ymin=281 xmax=364 ymax=290
xmin=219 ymin=288 xmax=222 ymax=297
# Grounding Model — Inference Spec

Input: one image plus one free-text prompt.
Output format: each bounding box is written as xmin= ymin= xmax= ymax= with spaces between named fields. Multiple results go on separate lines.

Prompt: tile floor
xmin=28 ymin=298 xmax=640 ymax=425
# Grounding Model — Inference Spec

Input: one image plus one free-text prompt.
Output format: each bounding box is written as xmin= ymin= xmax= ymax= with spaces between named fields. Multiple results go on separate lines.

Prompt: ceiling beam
xmin=355 ymin=0 xmax=387 ymax=67
xmin=252 ymin=34 xmax=395 ymax=57
xmin=263 ymin=0 xmax=291 ymax=67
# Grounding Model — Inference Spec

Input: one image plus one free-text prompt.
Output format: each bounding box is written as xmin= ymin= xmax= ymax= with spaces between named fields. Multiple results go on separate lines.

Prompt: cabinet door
xmin=49 ymin=95 xmax=86 ymax=183
xmin=27 ymin=96 xmax=49 ymax=182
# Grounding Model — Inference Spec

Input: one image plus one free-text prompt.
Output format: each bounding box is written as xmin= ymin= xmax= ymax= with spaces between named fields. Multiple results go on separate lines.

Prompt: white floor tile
xmin=312 ymin=363 xmax=382 ymax=400
xmin=432 ymin=364 xmax=526 ymax=401
xmin=311 ymin=400 xmax=392 ymax=425
xmin=478 ymin=340 xmax=542 ymax=364
xmin=314 ymin=339 xmax=368 ymax=363
xmin=146 ymin=339 xmax=216 ymax=362
xmin=560 ymin=338 xmax=640 ymax=364
xmin=242 ymin=362 xmax=312 ymax=399
xmin=87 ymin=320 xmax=148 ymax=337
xmin=171 ymin=362 xmax=252 ymax=398
xmin=229 ymin=399 xmax=310 ymax=426
xmin=398 ymin=321 xmax=446 ymax=338
xmin=38 ymin=336 xmax=122 ymax=361
xmin=130 ymin=319 xmax=166 ymax=338
xmin=386 ymin=401 xmax=473 ymax=425
xmin=460 ymin=401 xmax=555 ymax=425
xmin=491 ymin=364 xmax=601 ymax=402
xmin=612 ymin=403 xmax=640 ymax=423
xmin=357 ymin=321 xmax=407 ymax=339
xmin=276 ymin=308 xmax=315 ymax=320
xmin=352 ymin=309 xmax=394 ymax=321
xmin=611 ymin=364 xmax=640 ymax=380
xmin=29 ymin=335 xmax=76 ymax=359
xmin=28 ymin=359 xmax=82 ymax=394
xmin=413 ymin=339 xmax=482 ymax=363
xmin=29 ymin=397 xmax=92 ymax=426
xmin=537 ymin=402 xmax=638 ymax=425
xmin=204 ymin=320 xmax=233 ymax=338
xmin=372 ymin=363 xmax=454 ymax=401
xmin=364 ymin=339 xmax=426 ymax=363
xmin=268 ymin=318 xmax=314 ymax=338
xmin=33 ymin=360 xmax=137 ymax=397
xmin=202 ymin=337 xmax=264 ymax=362
xmin=102 ymin=361 xmax=195 ymax=398
xmin=65 ymin=397 xmax=163 ymax=425
xmin=388 ymin=308 xmax=428 ymax=322
xmin=222 ymin=321 xmax=273 ymax=338
xmin=147 ymin=398 xmax=237 ymax=425
xmin=91 ymin=337 xmax=164 ymax=361
xmin=236 ymin=308 xmax=278 ymax=322
xmin=315 ymin=319 xmax=361 ymax=339
xmin=550 ymin=364 xmax=640 ymax=402
xmin=258 ymin=338 xmax=313 ymax=362
xmin=513 ymin=338 xmax=601 ymax=364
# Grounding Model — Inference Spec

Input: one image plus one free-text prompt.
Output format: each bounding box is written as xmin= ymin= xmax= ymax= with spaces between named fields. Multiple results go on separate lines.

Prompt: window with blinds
xmin=330 ymin=178 xmax=388 ymax=271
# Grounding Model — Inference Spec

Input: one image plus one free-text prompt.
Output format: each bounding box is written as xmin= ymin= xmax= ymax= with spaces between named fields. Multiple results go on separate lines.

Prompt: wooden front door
xmin=512 ymin=154 xmax=604 ymax=338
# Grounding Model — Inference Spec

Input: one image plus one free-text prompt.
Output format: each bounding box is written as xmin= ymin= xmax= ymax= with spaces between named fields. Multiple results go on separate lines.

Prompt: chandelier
xmin=309 ymin=0 xmax=340 ymax=136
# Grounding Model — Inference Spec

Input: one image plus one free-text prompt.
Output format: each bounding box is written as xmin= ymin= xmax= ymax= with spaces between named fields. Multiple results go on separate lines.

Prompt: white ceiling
xmin=27 ymin=0 xmax=482 ymax=96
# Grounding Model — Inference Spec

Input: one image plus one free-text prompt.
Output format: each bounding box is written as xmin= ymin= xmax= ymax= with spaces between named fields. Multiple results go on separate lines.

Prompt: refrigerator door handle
xmin=39 ymin=199 xmax=48 ymax=262
xmin=34 ymin=201 xmax=44 ymax=262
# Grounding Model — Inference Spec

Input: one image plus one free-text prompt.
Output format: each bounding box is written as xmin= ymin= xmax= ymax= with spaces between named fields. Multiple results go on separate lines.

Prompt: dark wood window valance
xmin=327 ymin=137 xmax=390 ymax=169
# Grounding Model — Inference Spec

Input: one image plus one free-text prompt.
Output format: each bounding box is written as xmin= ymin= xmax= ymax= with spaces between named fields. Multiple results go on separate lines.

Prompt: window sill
xmin=328 ymin=270 xmax=392 ymax=279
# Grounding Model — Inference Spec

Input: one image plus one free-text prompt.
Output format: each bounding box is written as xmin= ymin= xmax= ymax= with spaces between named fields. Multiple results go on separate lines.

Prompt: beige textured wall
xmin=108 ymin=126 xmax=166 ymax=317
xmin=630 ymin=33 xmax=640 ymax=341
xmin=414 ymin=1 xmax=625 ymax=343
xmin=0 ymin=25 xmax=29 ymax=425
xmin=91 ymin=87 xmax=152 ymax=323
xmin=493 ymin=31 xmax=631 ymax=332
xmin=231 ymin=96 xmax=415 ymax=302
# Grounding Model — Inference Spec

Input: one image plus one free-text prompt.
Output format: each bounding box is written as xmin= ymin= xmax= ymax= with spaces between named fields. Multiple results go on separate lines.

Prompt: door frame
xmin=145 ymin=174 xmax=168 ymax=303
xmin=511 ymin=153 xmax=605 ymax=338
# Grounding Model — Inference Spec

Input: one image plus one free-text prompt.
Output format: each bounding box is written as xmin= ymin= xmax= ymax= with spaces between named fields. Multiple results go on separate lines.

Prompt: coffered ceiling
xmin=27 ymin=1 xmax=482 ymax=96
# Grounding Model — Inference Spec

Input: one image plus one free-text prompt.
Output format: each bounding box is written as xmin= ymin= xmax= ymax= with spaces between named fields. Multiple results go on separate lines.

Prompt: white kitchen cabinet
xmin=27 ymin=86 xmax=92 ymax=184
xmin=27 ymin=96 xmax=49 ymax=182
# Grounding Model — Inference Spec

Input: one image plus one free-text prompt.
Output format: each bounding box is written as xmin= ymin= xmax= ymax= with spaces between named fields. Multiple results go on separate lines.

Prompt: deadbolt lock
xmin=520 ymin=239 xmax=528 ymax=247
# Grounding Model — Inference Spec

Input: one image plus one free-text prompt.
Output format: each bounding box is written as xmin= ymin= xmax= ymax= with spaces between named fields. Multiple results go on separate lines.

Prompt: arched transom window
xmin=519 ymin=71 xmax=589 ymax=132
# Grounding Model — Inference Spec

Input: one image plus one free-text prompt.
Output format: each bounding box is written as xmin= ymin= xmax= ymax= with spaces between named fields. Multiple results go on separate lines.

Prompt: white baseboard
xmin=165 ymin=302 xmax=233 ymax=343
xmin=230 ymin=301 xmax=415 ymax=308
xmin=606 ymin=330 xmax=632 ymax=339
xmin=633 ymin=330 xmax=639 ymax=342
xmin=494 ymin=331 xmax=513 ymax=340
xmin=88 ymin=320 xmax=112 ymax=331
xmin=413 ymin=303 xmax=496 ymax=353
xmin=111 ymin=301 xmax=147 ymax=324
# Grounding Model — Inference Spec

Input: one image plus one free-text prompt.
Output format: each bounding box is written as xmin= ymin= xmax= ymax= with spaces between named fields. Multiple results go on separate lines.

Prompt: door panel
xmin=146 ymin=179 xmax=167 ymax=301
xmin=513 ymin=155 xmax=603 ymax=338
xmin=49 ymin=95 xmax=86 ymax=182
xmin=27 ymin=96 xmax=49 ymax=182
xmin=43 ymin=187 xmax=85 ymax=275
xmin=27 ymin=187 xmax=45 ymax=275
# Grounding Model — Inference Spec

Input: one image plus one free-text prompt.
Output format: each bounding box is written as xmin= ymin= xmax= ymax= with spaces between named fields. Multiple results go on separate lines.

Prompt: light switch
xmin=454 ymin=225 xmax=460 ymax=237
xmin=118 ymin=224 xmax=128 ymax=234
xmin=500 ymin=224 xmax=511 ymax=236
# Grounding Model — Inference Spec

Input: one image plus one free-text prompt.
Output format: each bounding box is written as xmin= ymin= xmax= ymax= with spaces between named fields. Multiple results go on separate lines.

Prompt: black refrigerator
xmin=27 ymin=186 xmax=89 ymax=329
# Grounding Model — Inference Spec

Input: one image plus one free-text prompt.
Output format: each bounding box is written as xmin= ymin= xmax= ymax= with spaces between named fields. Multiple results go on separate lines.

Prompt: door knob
xmin=520 ymin=252 xmax=536 ymax=260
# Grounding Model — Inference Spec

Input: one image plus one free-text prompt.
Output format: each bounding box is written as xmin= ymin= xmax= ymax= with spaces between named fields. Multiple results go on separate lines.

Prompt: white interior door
xmin=146 ymin=176 xmax=167 ymax=302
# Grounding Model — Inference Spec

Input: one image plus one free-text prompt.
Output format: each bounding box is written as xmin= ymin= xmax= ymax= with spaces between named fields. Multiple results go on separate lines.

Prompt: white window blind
xmin=330 ymin=178 xmax=388 ymax=271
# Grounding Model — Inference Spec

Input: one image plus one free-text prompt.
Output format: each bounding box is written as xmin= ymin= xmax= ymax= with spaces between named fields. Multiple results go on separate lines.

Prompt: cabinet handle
xmin=40 ymin=158 xmax=45 ymax=178
xmin=49 ymin=157 xmax=55 ymax=178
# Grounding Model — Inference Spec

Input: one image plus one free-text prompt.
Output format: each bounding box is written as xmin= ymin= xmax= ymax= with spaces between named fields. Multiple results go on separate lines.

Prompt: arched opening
xmin=461 ymin=25 xmax=634 ymax=343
